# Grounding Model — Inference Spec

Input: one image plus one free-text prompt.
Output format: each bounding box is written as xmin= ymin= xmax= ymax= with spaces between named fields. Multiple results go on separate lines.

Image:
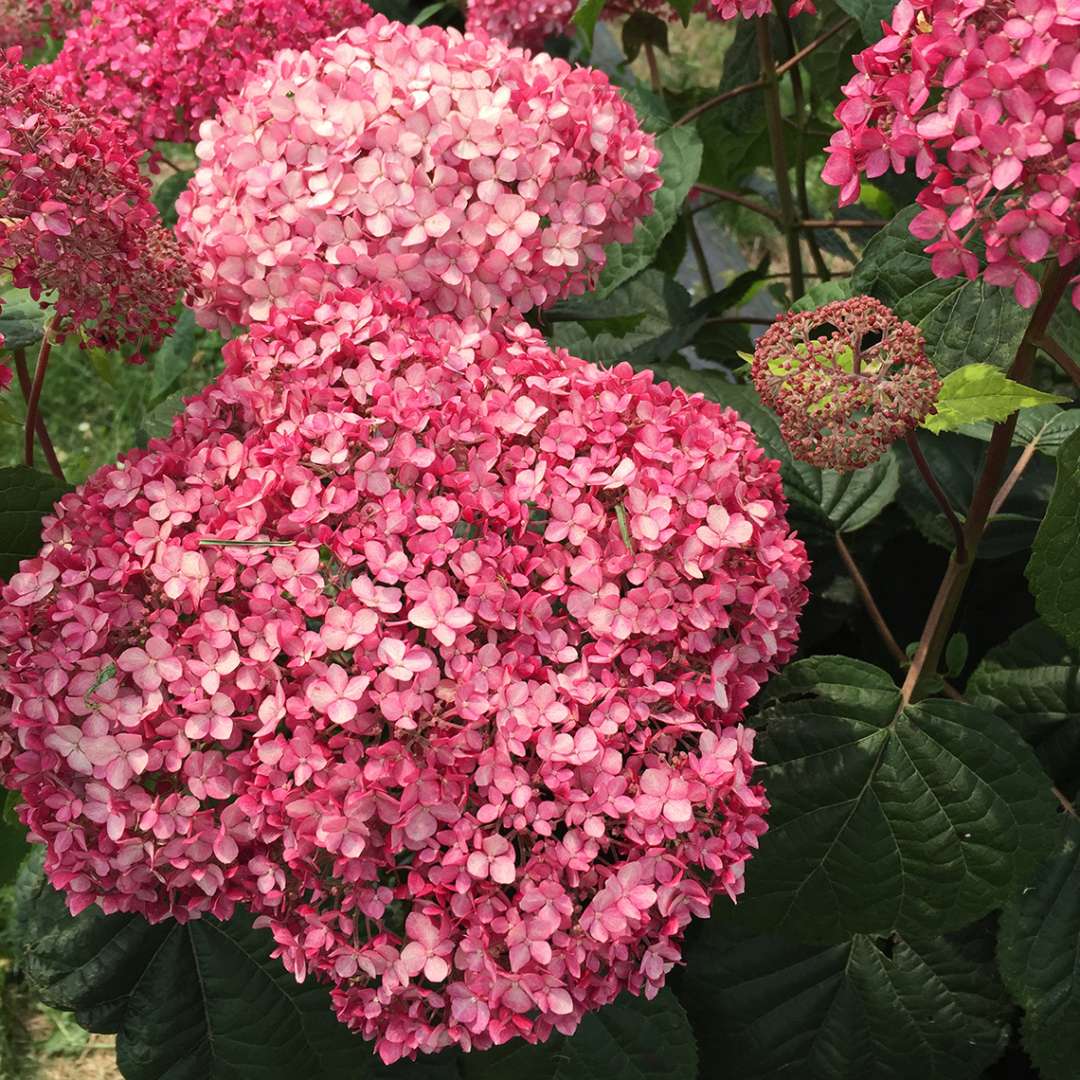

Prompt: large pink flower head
xmin=0 ymin=0 xmax=82 ymax=50
xmin=0 ymin=53 xmax=186 ymax=351
xmin=752 ymin=296 xmax=941 ymax=470
xmin=0 ymin=286 xmax=808 ymax=1062
xmin=35 ymin=0 xmax=373 ymax=151
xmin=176 ymin=15 xmax=662 ymax=330
xmin=822 ymin=0 xmax=1080 ymax=309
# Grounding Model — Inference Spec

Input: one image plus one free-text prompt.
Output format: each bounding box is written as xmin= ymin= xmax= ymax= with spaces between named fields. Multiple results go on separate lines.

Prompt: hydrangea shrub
xmin=0 ymin=1 xmax=1076 ymax=1079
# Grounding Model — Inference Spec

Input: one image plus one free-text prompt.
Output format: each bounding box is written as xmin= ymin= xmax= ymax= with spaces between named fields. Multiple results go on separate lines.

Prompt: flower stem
xmin=1035 ymin=333 xmax=1080 ymax=389
xmin=22 ymin=316 xmax=60 ymax=473
xmin=685 ymin=210 xmax=715 ymax=294
xmin=13 ymin=346 xmax=65 ymax=481
xmin=643 ymin=41 xmax=662 ymax=94
xmin=904 ymin=431 xmax=967 ymax=563
xmin=694 ymin=183 xmax=779 ymax=222
xmin=900 ymin=260 xmax=1075 ymax=705
xmin=834 ymin=532 xmax=907 ymax=668
xmin=756 ymin=17 xmax=804 ymax=300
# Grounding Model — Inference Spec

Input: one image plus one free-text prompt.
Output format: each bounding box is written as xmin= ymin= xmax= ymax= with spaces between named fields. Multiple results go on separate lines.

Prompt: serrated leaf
xmin=922 ymin=363 xmax=1066 ymax=434
xmin=957 ymin=403 xmax=1080 ymax=457
xmin=852 ymin=208 xmax=1031 ymax=376
xmin=0 ymin=466 xmax=71 ymax=580
xmin=595 ymin=126 xmax=702 ymax=296
xmin=463 ymin=991 xmax=696 ymax=1080
xmin=1027 ymin=427 xmax=1080 ymax=649
xmin=998 ymin=817 xmax=1080 ymax=1080
xmin=680 ymin=910 xmax=1009 ymax=1079
xmin=735 ymin=656 xmax=1058 ymax=942
xmin=571 ymin=0 xmax=606 ymax=46
xmin=899 ymin=430 xmax=1054 ymax=559
xmin=968 ymin=621 xmax=1080 ymax=792
xmin=20 ymin=871 xmax=383 ymax=1080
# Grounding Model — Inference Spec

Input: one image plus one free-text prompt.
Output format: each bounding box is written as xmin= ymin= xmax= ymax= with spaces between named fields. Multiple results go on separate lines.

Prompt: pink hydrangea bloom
xmin=0 ymin=0 xmax=86 ymax=51
xmin=0 ymin=53 xmax=186 ymax=351
xmin=822 ymin=0 xmax=1080 ymax=309
xmin=176 ymin=15 xmax=662 ymax=329
xmin=753 ymin=296 xmax=941 ymax=470
xmin=466 ymin=0 xmax=813 ymax=50
xmin=0 ymin=287 xmax=808 ymax=1062
xmin=35 ymin=0 xmax=373 ymax=151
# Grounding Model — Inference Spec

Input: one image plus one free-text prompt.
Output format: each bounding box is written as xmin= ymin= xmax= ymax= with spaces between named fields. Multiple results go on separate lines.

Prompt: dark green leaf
xmin=851 ymin=208 xmax=1031 ymax=375
xmin=736 ymin=656 xmax=1057 ymax=941
xmin=998 ymin=817 xmax=1080 ymax=1080
xmin=150 ymin=307 xmax=198 ymax=400
xmin=0 ymin=814 xmax=28 ymax=887
xmin=968 ymin=620 xmax=1080 ymax=791
xmin=619 ymin=84 xmax=671 ymax=133
xmin=957 ymin=404 xmax=1080 ymax=458
xmin=680 ymin=910 xmax=1009 ymax=1079
xmin=899 ymin=431 xmax=1054 ymax=559
xmin=1027 ymin=428 xmax=1080 ymax=649
xmin=571 ymin=0 xmax=606 ymax=47
xmin=0 ymin=290 xmax=47 ymax=350
xmin=667 ymin=0 xmax=693 ymax=24
xmin=463 ymin=991 xmax=696 ymax=1080
xmin=621 ymin=11 xmax=668 ymax=60
xmin=833 ymin=0 xmax=898 ymax=41
xmin=0 ymin=466 xmax=71 ymax=580
xmin=944 ymin=633 xmax=969 ymax=677
xmin=151 ymin=169 xmax=194 ymax=230
xmin=596 ymin=126 xmax=702 ymax=295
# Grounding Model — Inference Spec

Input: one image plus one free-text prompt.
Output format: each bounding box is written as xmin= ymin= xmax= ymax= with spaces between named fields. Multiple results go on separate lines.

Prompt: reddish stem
xmin=13 ymin=346 xmax=65 ymax=481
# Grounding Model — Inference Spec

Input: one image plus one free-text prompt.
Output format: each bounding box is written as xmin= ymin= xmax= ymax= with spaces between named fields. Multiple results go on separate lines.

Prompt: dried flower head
xmin=822 ymin=0 xmax=1080 ymax=309
xmin=0 ymin=287 xmax=809 ymax=1063
xmin=176 ymin=15 xmax=662 ymax=329
xmin=752 ymin=295 xmax=941 ymax=471
xmin=35 ymin=0 xmax=373 ymax=151
xmin=0 ymin=53 xmax=187 ymax=351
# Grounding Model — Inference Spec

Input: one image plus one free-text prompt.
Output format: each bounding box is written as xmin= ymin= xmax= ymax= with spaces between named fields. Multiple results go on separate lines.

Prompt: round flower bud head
xmin=35 ymin=0 xmax=373 ymax=151
xmin=176 ymin=15 xmax=662 ymax=330
xmin=822 ymin=0 xmax=1080 ymax=310
xmin=0 ymin=286 xmax=808 ymax=1062
xmin=0 ymin=54 xmax=186 ymax=351
xmin=752 ymin=296 xmax=940 ymax=471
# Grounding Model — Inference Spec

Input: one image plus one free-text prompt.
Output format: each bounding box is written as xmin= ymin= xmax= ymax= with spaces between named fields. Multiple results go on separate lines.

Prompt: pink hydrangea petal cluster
xmin=822 ymin=0 xmax=1080 ymax=309
xmin=176 ymin=15 xmax=662 ymax=329
xmin=0 ymin=53 xmax=186 ymax=351
xmin=34 ymin=0 xmax=373 ymax=152
xmin=0 ymin=0 xmax=86 ymax=51
xmin=752 ymin=295 xmax=941 ymax=470
xmin=0 ymin=285 xmax=809 ymax=1062
xmin=465 ymin=0 xmax=814 ymax=50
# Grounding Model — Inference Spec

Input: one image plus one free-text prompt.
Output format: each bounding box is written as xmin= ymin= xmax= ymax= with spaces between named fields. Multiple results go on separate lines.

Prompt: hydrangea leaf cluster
xmin=35 ymin=0 xmax=374 ymax=151
xmin=0 ymin=53 xmax=186 ymax=352
xmin=0 ymin=285 xmax=809 ymax=1062
xmin=751 ymin=295 xmax=941 ymax=470
xmin=176 ymin=16 xmax=662 ymax=330
xmin=465 ymin=0 xmax=815 ymax=51
xmin=822 ymin=0 xmax=1080 ymax=310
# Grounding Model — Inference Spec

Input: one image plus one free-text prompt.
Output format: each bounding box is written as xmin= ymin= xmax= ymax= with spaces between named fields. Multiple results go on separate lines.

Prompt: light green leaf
xmin=922 ymin=363 xmax=1066 ymax=434
xmin=0 ymin=289 xmax=48 ymax=350
xmin=463 ymin=991 xmax=696 ymax=1080
xmin=595 ymin=126 xmax=702 ymax=296
xmin=968 ymin=621 xmax=1080 ymax=792
xmin=998 ymin=817 xmax=1080 ymax=1080
xmin=1027 ymin=427 xmax=1080 ymax=649
xmin=0 ymin=466 xmax=71 ymax=580
xmin=735 ymin=656 xmax=1058 ymax=942
xmin=680 ymin=910 xmax=1009 ymax=1080
xmin=571 ymin=0 xmax=606 ymax=47
xmin=790 ymin=278 xmax=853 ymax=313
xmin=852 ymin=208 xmax=1031 ymax=375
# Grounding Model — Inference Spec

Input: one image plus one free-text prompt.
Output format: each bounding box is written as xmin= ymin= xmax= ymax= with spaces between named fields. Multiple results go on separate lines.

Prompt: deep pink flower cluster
xmin=752 ymin=296 xmax=940 ymax=470
xmin=0 ymin=286 xmax=809 ymax=1062
xmin=35 ymin=0 xmax=373 ymax=151
xmin=0 ymin=0 xmax=85 ymax=51
xmin=176 ymin=15 xmax=662 ymax=329
xmin=0 ymin=54 xmax=186 ymax=351
xmin=822 ymin=0 xmax=1080 ymax=309
xmin=465 ymin=0 xmax=814 ymax=50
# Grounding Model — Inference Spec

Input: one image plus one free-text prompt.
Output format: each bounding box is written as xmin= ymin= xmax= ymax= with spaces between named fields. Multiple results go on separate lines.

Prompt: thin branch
xmin=988 ymin=434 xmax=1041 ymax=520
xmin=800 ymin=218 xmax=889 ymax=230
xmin=674 ymin=79 xmax=766 ymax=129
xmin=685 ymin=210 xmax=715 ymax=294
xmin=1035 ymin=333 xmax=1080 ymax=389
xmin=835 ymin=532 xmax=907 ymax=668
xmin=643 ymin=41 xmax=663 ymax=94
xmin=23 ymin=315 xmax=60 ymax=471
xmin=1053 ymin=786 xmax=1078 ymax=819
xmin=905 ymin=431 xmax=968 ymax=563
xmin=13 ymin=347 xmax=65 ymax=481
xmin=693 ymin=182 xmax=780 ymax=222
xmin=775 ymin=17 xmax=854 ymax=77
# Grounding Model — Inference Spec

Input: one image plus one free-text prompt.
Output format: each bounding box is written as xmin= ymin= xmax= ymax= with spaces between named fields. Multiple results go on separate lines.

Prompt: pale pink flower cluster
xmin=822 ymin=0 xmax=1080 ymax=309
xmin=176 ymin=15 xmax=662 ymax=329
xmin=0 ymin=286 xmax=809 ymax=1062
xmin=465 ymin=0 xmax=814 ymax=50
xmin=35 ymin=0 xmax=373 ymax=151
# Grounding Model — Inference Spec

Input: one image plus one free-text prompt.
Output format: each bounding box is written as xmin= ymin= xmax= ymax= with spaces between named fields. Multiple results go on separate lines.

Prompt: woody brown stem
xmin=22 ymin=315 xmax=60 ymax=473
xmin=14 ymin=346 xmax=65 ymax=481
